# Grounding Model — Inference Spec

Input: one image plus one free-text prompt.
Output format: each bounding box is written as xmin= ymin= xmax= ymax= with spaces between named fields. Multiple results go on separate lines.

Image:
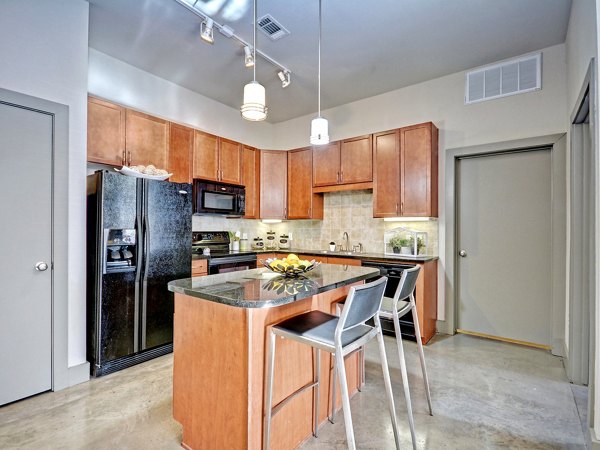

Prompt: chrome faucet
xmin=342 ymin=232 xmax=349 ymax=252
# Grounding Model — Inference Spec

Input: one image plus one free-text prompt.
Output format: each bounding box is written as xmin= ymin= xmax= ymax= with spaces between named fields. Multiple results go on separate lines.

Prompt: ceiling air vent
xmin=465 ymin=53 xmax=542 ymax=104
xmin=258 ymin=14 xmax=290 ymax=41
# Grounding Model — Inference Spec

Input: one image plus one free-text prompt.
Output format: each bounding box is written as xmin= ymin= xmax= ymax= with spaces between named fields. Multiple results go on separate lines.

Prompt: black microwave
xmin=193 ymin=180 xmax=245 ymax=216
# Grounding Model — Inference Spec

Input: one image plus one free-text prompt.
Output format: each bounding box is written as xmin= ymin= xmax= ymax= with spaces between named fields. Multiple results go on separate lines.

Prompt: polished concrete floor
xmin=0 ymin=334 xmax=586 ymax=449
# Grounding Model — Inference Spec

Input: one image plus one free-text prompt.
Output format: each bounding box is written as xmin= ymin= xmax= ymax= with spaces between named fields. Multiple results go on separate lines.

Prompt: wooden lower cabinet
xmin=168 ymin=123 xmax=193 ymax=183
xmin=415 ymin=259 xmax=437 ymax=344
xmin=191 ymin=259 xmax=208 ymax=277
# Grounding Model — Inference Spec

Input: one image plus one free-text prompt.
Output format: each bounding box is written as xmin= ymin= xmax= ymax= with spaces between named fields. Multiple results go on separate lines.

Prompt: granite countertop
xmin=168 ymin=264 xmax=380 ymax=308
xmin=191 ymin=248 xmax=437 ymax=262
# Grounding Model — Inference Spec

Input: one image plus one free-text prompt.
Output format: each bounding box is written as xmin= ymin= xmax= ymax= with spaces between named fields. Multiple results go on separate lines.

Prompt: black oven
xmin=209 ymin=254 xmax=257 ymax=275
xmin=362 ymin=260 xmax=418 ymax=341
xmin=193 ymin=180 xmax=245 ymax=216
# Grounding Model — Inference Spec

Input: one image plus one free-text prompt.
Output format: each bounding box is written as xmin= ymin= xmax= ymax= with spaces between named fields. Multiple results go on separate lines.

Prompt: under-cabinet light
xmin=383 ymin=217 xmax=436 ymax=222
xmin=262 ymin=219 xmax=282 ymax=224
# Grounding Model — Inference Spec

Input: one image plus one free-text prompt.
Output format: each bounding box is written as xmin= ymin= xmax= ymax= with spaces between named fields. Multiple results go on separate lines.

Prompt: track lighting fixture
xmin=200 ymin=18 xmax=214 ymax=44
xmin=277 ymin=70 xmax=291 ymax=88
xmin=244 ymin=45 xmax=254 ymax=67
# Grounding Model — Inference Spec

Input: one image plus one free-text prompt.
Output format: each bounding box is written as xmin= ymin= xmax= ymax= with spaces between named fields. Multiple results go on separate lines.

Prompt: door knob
xmin=35 ymin=261 xmax=49 ymax=271
xmin=458 ymin=250 xmax=467 ymax=257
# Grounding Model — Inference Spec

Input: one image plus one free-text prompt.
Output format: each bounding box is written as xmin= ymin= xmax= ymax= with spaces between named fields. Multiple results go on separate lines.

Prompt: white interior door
xmin=457 ymin=149 xmax=552 ymax=347
xmin=0 ymin=102 xmax=53 ymax=405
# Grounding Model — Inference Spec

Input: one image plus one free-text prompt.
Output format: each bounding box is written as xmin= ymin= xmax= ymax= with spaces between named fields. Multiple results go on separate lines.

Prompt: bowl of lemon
xmin=260 ymin=253 xmax=320 ymax=278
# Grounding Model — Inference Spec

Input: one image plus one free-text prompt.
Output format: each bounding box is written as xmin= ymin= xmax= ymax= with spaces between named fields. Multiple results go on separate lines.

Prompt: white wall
xmin=88 ymin=49 xmax=274 ymax=150
xmin=564 ymin=0 xmax=598 ymax=358
xmin=0 ymin=0 xmax=89 ymax=369
xmin=564 ymin=0 xmax=599 ymax=441
xmin=272 ymin=43 xmax=568 ymax=321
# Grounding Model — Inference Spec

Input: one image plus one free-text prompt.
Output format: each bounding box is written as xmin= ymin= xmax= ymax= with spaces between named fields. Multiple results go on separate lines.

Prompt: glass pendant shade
xmin=241 ymin=81 xmax=267 ymax=121
xmin=310 ymin=117 xmax=329 ymax=145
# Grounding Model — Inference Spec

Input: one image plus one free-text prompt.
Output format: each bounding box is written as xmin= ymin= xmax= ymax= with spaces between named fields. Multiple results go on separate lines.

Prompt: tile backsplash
xmin=192 ymin=190 xmax=438 ymax=255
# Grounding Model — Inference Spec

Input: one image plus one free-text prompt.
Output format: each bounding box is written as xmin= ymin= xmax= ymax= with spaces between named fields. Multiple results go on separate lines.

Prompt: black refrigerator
xmin=86 ymin=170 xmax=192 ymax=377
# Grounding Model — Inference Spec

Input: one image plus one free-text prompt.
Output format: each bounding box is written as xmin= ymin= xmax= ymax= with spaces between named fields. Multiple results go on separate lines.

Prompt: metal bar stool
xmin=263 ymin=277 xmax=400 ymax=450
xmin=332 ymin=266 xmax=433 ymax=450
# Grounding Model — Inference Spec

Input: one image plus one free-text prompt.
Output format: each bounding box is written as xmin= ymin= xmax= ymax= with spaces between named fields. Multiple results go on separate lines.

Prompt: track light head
xmin=200 ymin=18 xmax=214 ymax=44
xmin=278 ymin=70 xmax=291 ymax=88
xmin=244 ymin=46 xmax=254 ymax=67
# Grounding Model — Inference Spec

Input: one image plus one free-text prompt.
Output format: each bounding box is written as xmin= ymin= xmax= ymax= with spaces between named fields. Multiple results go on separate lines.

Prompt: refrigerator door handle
xmin=140 ymin=205 xmax=151 ymax=350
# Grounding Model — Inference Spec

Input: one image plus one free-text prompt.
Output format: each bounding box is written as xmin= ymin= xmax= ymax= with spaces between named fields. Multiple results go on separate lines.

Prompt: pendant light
xmin=310 ymin=0 xmax=329 ymax=145
xmin=241 ymin=0 xmax=267 ymax=121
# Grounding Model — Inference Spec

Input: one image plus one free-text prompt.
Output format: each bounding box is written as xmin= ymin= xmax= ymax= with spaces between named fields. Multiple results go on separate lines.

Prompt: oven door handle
xmin=209 ymin=256 xmax=257 ymax=266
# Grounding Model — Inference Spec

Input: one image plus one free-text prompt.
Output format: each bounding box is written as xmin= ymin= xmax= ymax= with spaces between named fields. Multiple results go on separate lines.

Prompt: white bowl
xmin=114 ymin=167 xmax=172 ymax=181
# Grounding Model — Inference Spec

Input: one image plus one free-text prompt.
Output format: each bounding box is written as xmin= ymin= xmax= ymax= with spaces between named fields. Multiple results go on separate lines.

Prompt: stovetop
xmin=192 ymin=231 xmax=260 ymax=260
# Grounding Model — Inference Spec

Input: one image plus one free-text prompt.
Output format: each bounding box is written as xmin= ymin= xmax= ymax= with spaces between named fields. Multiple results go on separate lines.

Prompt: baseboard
xmin=67 ymin=361 xmax=90 ymax=387
xmin=552 ymin=337 xmax=566 ymax=357
xmin=436 ymin=320 xmax=454 ymax=335
xmin=589 ymin=427 xmax=599 ymax=449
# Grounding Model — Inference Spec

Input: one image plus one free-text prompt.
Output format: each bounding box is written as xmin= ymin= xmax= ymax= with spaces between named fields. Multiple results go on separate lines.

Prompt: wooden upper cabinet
xmin=260 ymin=150 xmax=287 ymax=219
xmin=373 ymin=122 xmax=438 ymax=218
xmin=287 ymin=147 xmax=323 ymax=219
xmin=168 ymin=123 xmax=193 ymax=183
xmin=87 ymin=96 xmax=126 ymax=166
xmin=340 ymin=135 xmax=372 ymax=184
xmin=192 ymin=131 xmax=242 ymax=184
xmin=242 ymin=146 xmax=260 ymax=219
xmin=219 ymin=138 xmax=242 ymax=185
xmin=125 ymin=109 xmax=168 ymax=169
xmin=193 ymin=130 xmax=219 ymax=181
xmin=312 ymin=142 xmax=340 ymax=186
xmin=373 ymin=130 xmax=401 ymax=218
xmin=400 ymin=122 xmax=438 ymax=217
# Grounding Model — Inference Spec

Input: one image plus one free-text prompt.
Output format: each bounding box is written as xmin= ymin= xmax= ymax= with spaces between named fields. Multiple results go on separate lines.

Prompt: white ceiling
xmin=88 ymin=0 xmax=572 ymax=123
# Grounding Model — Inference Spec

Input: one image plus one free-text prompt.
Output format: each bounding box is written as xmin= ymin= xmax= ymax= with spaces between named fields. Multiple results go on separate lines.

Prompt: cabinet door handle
xmin=127 ymin=151 xmax=132 ymax=166
xmin=340 ymin=171 xmax=343 ymax=182
xmin=308 ymin=207 xmax=311 ymax=217
xmin=401 ymin=202 xmax=404 ymax=214
xmin=217 ymin=169 xmax=220 ymax=180
xmin=121 ymin=150 xmax=126 ymax=166
xmin=396 ymin=202 xmax=398 ymax=214
xmin=337 ymin=171 xmax=340 ymax=183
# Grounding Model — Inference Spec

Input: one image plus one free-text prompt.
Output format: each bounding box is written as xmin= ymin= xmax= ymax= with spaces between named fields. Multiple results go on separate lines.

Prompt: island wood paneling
xmin=173 ymin=283 xmax=361 ymax=450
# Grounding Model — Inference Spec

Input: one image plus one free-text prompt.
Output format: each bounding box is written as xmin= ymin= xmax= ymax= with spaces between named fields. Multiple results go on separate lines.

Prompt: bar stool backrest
xmin=337 ymin=276 xmax=388 ymax=332
xmin=394 ymin=266 xmax=421 ymax=304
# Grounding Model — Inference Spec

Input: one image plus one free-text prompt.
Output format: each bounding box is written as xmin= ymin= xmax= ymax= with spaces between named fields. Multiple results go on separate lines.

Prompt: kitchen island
xmin=168 ymin=264 xmax=379 ymax=450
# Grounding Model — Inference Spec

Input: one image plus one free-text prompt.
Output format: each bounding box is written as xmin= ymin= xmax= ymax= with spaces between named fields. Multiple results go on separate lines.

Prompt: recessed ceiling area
xmin=88 ymin=0 xmax=572 ymax=123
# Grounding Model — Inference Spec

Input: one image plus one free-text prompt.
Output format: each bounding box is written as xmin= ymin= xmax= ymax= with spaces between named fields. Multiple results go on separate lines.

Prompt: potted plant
xmin=389 ymin=234 xmax=410 ymax=254
xmin=417 ymin=237 xmax=426 ymax=255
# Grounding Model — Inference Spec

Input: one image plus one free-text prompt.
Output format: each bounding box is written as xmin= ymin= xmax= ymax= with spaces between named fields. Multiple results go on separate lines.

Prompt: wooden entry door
xmin=456 ymin=149 xmax=552 ymax=347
